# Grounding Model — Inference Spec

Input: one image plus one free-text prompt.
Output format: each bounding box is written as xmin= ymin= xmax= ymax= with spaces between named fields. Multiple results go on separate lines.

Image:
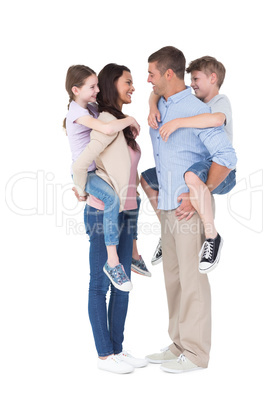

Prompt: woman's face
xmin=116 ymin=71 xmax=135 ymax=109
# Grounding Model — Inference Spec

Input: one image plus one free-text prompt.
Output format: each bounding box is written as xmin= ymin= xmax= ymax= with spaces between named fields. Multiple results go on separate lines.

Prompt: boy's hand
xmin=72 ymin=186 xmax=87 ymax=202
xmin=148 ymin=109 xmax=161 ymax=130
xmin=175 ymin=192 xmax=196 ymax=221
xmin=159 ymin=120 xmax=180 ymax=142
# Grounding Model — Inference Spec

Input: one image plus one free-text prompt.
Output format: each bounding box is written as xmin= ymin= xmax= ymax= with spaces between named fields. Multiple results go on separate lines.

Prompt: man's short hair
xmin=186 ymin=56 xmax=226 ymax=88
xmin=148 ymin=46 xmax=186 ymax=80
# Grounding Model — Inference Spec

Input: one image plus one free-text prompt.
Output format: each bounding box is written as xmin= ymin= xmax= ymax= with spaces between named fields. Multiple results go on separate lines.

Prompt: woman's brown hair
xmin=97 ymin=63 xmax=138 ymax=151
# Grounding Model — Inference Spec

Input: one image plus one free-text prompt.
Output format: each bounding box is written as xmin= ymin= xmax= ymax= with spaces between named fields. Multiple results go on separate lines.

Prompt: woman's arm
xmin=76 ymin=114 xmax=140 ymax=136
xmin=148 ymin=92 xmax=161 ymax=129
xmin=73 ymin=130 xmax=118 ymax=196
xmin=159 ymin=112 xmax=226 ymax=142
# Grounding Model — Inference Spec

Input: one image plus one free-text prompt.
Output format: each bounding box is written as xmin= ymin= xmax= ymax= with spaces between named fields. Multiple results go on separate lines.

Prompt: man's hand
xmin=175 ymin=192 xmax=196 ymax=221
xmin=72 ymin=186 xmax=87 ymax=202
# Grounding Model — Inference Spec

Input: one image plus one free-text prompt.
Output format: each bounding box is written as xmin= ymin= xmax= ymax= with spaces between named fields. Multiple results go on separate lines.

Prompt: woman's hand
xmin=72 ymin=187 xmax=87 ymax=202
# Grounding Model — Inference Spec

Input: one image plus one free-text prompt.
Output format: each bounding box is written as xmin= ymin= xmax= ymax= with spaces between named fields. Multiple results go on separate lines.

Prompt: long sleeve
xmin=73 ymin=130 xmax=117 ymax=196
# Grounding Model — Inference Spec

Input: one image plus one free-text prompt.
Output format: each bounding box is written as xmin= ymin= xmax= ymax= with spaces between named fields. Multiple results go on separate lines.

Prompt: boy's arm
xmin=76 ymin=115 xmax=140 ymax=136
xmin=148 ymin=92 xmax=161 ymax=129
xmin=160 ymin=113 xmax=226 ymax=142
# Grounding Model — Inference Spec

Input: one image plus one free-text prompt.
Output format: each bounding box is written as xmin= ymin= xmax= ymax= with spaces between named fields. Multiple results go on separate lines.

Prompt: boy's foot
xmin=146 ymin=347 xmax=177 ymax=364
xmin=151 ymin=238 xmax=162 ymax=265
xmin=103 ymin=262 xmax=133 ymax=292
xmin=161 ymin=354 xmax=203 ymax=374
xmin=98 ymin=354 xmax=134 ymax=374
xmin=131 ymin=256 xmax=152 ymax=277
xmin=117 ymin=351 xmax=148 ymax=368
xmin=199 ymin=233 xmax=223 ymax=274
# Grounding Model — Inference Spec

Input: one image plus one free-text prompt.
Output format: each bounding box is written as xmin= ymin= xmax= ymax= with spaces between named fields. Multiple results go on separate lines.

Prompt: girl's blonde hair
xmin=63 ymin=64 xmax=96 ymax=130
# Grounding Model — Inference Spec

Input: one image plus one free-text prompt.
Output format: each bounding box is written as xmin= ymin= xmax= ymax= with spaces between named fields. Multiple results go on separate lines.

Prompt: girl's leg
xmin=86 ymin=173 xmax=121 ymax=267
xmin=140 ymin=173 xmax=161 ymax=222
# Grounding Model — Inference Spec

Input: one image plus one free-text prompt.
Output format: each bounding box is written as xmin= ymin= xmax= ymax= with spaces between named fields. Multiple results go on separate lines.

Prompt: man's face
xmin=147 ymin=62 xmax=167 ymax=97
xmin=190 ymin=70 xmax=211 ymax=101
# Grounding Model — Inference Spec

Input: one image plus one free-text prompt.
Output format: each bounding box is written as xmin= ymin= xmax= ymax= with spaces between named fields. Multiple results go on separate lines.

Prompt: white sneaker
xmin=98 ymin=354 xmax=134 ymax=374
xmin=117 ymin=351 xmax=148 ymax=368
xmin=146 ymin=346 xmax=177 ymax=363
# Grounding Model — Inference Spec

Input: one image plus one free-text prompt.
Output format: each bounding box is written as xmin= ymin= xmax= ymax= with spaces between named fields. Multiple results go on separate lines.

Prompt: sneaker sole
xmin=199 ymin=238 xmax=224 ymax=274
xmin=160 ymin=365 xmax=204 ymax=374
xmin=131 ymin=264 xmax=152 ymax=277
xmin=103 ymin=267 xmax=133 ymax=292
xmin=151 ymin=256 xmax=162 ymax=266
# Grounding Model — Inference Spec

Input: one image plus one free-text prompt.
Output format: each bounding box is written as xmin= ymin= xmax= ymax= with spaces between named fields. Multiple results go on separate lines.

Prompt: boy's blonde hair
xmin=186 ymin=56 xmax=226 ymax=88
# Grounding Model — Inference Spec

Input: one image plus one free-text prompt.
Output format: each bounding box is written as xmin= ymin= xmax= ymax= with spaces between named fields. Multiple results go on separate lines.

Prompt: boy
xmin=142 ymin=56 xmax=236 ymax=273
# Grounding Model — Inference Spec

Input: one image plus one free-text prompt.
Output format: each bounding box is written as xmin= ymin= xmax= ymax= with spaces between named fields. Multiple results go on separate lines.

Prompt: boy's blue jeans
xmin=84 ymin=204 xmax=136 ymax=357
xmin=141 ymin=162 xmax=236 ymax=195
xmin=85 ymin=172 xmax=140 ymax=245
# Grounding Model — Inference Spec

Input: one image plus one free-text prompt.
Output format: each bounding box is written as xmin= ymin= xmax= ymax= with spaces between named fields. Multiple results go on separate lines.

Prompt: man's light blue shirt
xmin=149 ymin=87 xmax=237 ymax=211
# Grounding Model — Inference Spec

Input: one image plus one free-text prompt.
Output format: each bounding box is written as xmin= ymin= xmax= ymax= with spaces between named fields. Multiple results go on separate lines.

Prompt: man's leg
xmin=162 ymin=209 xmax=211 ymax=368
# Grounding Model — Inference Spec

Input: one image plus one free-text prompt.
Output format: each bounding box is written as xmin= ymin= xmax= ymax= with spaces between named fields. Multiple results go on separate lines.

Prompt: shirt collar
xmin=160 ymin=86 xmax=192 ymax=105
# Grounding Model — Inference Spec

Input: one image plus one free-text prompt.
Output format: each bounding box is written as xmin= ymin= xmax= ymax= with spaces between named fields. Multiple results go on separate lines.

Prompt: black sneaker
xmin=151 ymin=238 xmax=162 ymax=265
xmin=199 ymin=233 xmax=223 ymax=274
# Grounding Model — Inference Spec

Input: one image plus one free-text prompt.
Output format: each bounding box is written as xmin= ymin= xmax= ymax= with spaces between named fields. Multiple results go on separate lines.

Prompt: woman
xmin=73 ymin=64 xmax=148 ymax=374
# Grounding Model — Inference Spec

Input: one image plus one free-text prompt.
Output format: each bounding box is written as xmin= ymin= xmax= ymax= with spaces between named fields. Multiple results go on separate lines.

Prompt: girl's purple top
xmin=66 ymin=101 xmax=99 ymax=174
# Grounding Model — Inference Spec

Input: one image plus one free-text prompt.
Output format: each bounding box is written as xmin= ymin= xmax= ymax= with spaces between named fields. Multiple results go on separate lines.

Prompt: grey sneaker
xmin=151 ymin=238 xmax=162 ymax=265
xmin=103 ymin=262 xmax=133 ymax=292
xmin=146 ymin=347 xmax=177 ymax=364
xmin=131 ymin=256 xmax=151 ymax=277
xmin=161 ymin=353 xmax=202 ymax=374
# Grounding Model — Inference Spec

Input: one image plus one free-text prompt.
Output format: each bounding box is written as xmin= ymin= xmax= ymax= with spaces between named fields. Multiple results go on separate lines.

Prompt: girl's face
xmin=72 ymin=75 xmax=100 ymax=107
xmin=116 ymin=71 xmax=135 ymax=109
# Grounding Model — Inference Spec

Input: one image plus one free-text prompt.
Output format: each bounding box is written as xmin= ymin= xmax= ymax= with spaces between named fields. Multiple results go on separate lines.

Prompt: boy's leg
xmin=184 ymin=161 xmax=222 ymax=274
xmin=141 ymin=168 xmax=163 ymax=265
xmin=140 ymin=168 xmax=160 ymax=222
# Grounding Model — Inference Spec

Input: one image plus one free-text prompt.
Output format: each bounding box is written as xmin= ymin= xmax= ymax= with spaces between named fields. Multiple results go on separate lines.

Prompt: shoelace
xmin=200 ymin=240 xmax=213 ymax=260
xmin=177 ymin=354 xmax=186 ymax=362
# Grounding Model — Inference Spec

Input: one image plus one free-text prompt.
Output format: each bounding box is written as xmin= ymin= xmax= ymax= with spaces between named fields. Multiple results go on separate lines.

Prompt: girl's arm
xmin=76 ymin=114 xmax=140 ymax=136
xmin=148 ymin=92 xmax=161 ymax=129
xmin=159 ymin=113 xmax=226 ymax=142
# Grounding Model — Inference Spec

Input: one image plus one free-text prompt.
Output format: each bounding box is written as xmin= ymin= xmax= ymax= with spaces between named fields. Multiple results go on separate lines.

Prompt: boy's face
xmin=190 ymin=70 xmax=212 ymax=101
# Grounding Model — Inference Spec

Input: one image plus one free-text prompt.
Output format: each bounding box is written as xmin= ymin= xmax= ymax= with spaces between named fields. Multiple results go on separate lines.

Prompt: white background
xmin=1 ymin=0 xmax=267 ymax=401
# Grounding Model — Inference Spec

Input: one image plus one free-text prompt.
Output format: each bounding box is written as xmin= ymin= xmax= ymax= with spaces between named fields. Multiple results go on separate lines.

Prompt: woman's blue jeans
xmin=84 ymin=203 xmax=137 ymax=357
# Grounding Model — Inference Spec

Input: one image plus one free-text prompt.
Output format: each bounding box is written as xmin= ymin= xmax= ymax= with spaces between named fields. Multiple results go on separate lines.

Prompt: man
xmin=145 ymin=47 xmax=236 ymax=373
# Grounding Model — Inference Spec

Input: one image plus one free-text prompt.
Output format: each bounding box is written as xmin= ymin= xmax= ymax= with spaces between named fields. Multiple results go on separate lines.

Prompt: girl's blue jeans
xmin=84 ymin=202 xmax=140 ymax=357
xmin=85 ymin=172 xmax=120 ymax=246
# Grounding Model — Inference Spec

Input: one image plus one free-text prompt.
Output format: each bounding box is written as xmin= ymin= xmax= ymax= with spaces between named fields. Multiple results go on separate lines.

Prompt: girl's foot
xmin=98 ymin=354 xmax=134 ymax=374
xmin=103 ymin=262 xmax=133 ymax=291
xmin=131 ymin=256 xmax=151 ymax=277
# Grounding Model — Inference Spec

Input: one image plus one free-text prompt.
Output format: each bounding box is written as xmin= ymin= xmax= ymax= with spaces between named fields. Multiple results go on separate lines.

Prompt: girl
xmin=64 ymin=65 xmax=149 ymax=292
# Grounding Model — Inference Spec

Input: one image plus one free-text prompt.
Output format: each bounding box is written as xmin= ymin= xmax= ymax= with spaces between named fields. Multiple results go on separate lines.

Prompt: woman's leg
xmin=84 ymin=204 xmax=114 ymax=357
xmin=108 ymin=210 xmax=133 ymax=354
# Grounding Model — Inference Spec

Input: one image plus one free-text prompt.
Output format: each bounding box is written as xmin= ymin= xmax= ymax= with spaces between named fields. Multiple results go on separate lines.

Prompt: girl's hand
xmin=130 ymin=119 xmax=141 ymax=139
xmin=148 ymin=109 xmax=161 ymax=130
xmin=159 ymin=120 xmax=180 ymax=142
